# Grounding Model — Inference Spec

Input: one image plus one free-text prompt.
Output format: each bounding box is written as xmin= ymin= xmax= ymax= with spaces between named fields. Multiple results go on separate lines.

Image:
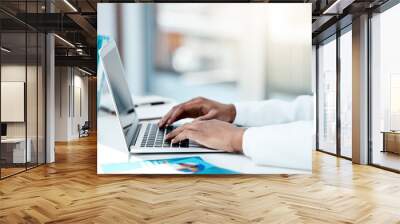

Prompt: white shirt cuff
xmin=241 ymin=122 xmax=313 ymax=171
xmin=233 ymin=103 xmax=248 ymax=126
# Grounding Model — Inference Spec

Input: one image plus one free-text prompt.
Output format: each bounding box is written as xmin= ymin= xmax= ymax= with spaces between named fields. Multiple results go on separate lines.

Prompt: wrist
xmin=230 ymin=127 xmax=244 ymax=153
xmin=227 ymin=104 xmax=236 ymax=123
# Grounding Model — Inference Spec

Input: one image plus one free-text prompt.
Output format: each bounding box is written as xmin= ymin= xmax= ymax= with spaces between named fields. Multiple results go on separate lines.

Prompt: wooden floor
xmin=1 ymin=167 xmax=26 ymax=178
xmin=1 ymin=135 xmax=400 ymax=224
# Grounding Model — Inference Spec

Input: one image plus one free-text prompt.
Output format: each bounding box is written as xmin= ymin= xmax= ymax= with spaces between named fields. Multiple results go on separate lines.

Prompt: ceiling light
xmin=78 ymin=67 xmax=93 ymax=76
xmin=323 ymin=0 xmax=355 ymax=15
xmin=63 ymin=0 xmax=78 ymax=12
xmin=1 ymin=47 xmax=11 ymax=53
xmin=54 ymin=34 xmax=75 ymax=48
xmin=76 ymin=48 xmax=85 ymax=56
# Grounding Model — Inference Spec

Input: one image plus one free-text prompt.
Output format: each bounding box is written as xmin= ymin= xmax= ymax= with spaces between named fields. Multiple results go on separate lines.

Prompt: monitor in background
xmin=1 ymin=123 xmax=7 ymax=137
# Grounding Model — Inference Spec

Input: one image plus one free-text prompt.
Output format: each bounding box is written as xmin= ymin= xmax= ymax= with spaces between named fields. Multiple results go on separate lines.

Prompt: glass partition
xmin=1 ymin=30 xmax=28 ymax=178
xmin=0 ymin=1 xmax=46 ymax=179
xmin=38 ymin=32 xmax=46 ymax=165
xmin=339 ymin=29 xmax=352 ymax=158
xmin=317 ymin=36 xmax=337 ymax=154
xmin=26 ymin=0 xmax=46 ymax=169
xmin=27 ymin=31 xmax=38 ymax=169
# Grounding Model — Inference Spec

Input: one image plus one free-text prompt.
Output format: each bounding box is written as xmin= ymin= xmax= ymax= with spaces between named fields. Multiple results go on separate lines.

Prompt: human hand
xmin=158 ymin=97 xmax=236 ymax=128
xmin=165 ymin=119 xmax=244 ymax=153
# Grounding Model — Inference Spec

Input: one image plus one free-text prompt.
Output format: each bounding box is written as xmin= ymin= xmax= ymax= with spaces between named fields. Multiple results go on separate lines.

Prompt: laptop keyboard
xmin=140 ymin=123 xmax=200 ymax=148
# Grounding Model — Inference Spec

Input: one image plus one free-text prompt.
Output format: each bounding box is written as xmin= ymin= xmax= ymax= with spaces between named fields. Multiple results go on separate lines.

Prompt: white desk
xmin=1 ymin=138 xmax=31 ymax=163
xmin=97 ymin=96 xmax=310 ymax=174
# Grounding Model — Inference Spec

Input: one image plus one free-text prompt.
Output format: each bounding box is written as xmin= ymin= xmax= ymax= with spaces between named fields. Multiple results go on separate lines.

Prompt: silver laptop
xmin=99 ymin=40 xmax=224 ymax=154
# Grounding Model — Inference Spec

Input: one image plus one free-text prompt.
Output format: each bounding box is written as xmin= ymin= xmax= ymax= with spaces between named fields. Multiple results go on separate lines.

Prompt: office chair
xmin=79 ymin=121 xmax=90 ymax=138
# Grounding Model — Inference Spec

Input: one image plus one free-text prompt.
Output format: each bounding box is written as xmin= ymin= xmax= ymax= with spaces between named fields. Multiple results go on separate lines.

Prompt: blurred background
xmin=98 ymin=3 xmax=312 ymax=103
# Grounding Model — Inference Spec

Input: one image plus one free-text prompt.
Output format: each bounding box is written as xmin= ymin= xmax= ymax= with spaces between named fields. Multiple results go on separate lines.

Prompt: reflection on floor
xmin=0 ymin=167 xmax=25 ymax=178
xmin=373 ymin=150 xmax=400 ymax=171
xmin=0 ymin=163 xmax=42 ymax=178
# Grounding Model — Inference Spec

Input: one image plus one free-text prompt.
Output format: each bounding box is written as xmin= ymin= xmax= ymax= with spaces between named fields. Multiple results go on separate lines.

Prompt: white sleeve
xmin=233 ymin=95 xmax=313 ymax=127
xmin=242 ymin=121 xmax=313 ymax=171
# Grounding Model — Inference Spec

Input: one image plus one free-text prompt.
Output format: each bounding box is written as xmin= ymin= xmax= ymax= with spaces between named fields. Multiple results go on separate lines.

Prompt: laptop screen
xmin=100 ymin=41 xmax=139 ymax=149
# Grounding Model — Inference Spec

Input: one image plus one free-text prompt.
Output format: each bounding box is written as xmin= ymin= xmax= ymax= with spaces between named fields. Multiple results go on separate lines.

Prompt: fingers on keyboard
xmin=139 ymin=124 xmax=190 ymax=148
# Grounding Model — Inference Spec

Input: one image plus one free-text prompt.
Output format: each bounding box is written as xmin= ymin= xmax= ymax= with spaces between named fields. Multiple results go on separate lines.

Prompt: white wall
xmin=97 ymin=4 xmax=311 ymax=101
xmin=1 ymin=82 xmax=25 ymax=122
xmin=1 ymin=64 xmax=46 ymax=163
xmin=72 ymin=74 xmax=89 ymax=138
xmin=55 ymin=67 xmax=68 ymax=141
xmin=55 ymin=67 xmax=89 ymax=141
xmin=312 ymin=45 xmax=317 ymax=150
xmin=97 ymin=4 xmax=118 ymax=42
xmin=1 ymin=65 xmax=38 ymax=137
xmin=263 ymin=4 xmax=312 ymax=99
xmin=208 ymin=4 xmax=312 ymax=100
xmin=1 ymin=65 xmax=27 ymax=140
xmin=1 ymin=66 xmax=26 ymax=129
xmin=98 ymin=3 xmax=146 ymax=96
xmin=46 ymin=32 xmax=56 ymax=163
xmin=121 ymin=4 xmax=146 ymax=95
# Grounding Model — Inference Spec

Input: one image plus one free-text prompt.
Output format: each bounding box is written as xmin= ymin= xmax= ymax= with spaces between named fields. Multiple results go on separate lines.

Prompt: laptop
xmin=99 ymin=40 xmax=224 ymax=154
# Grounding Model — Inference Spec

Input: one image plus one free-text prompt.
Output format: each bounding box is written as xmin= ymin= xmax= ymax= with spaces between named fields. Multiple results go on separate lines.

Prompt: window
xmin=317 ymin=37 xmax=337 ymax=154
xmin=316 ymin=25 xmax=354 ymax=159
xmin=371 ymin=2 xmax=400 ymax=171
xmin=339 ymin=29 xmax=352 ymax=158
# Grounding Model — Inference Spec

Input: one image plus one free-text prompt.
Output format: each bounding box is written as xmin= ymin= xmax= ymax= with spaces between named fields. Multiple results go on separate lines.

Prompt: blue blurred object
xmin=97 ymin=35 xmax=111 ymax=109
xmin=102 ymin=156 xmax=238 ymax=174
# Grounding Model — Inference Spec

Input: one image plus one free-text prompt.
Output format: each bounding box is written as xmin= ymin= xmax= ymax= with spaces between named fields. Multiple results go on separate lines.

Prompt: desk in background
xmin=1 ymin=138 xmax=32 ymax=165
xmin=382 ymin=131 xmax=400 ymax=154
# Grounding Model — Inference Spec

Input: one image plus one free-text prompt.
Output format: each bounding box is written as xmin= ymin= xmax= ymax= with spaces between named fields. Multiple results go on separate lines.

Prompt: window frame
xmin=315 ymin=24 xmax=352 ymax=161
